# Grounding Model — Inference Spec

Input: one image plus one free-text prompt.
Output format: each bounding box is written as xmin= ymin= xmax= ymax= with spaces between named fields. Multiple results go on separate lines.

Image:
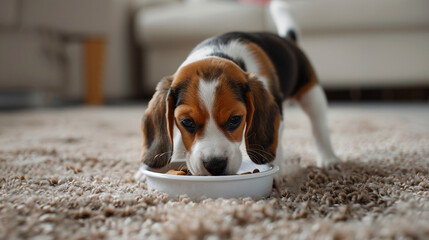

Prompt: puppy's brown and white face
xmin=141 ymin=57 xmax=280 ymax=175
xmin=170 ymin=58 xmax=250 ymax=175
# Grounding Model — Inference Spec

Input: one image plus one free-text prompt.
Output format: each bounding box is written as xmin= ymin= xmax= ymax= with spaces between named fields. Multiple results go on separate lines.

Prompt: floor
xmin=1 ymin=102 xmax=428 ymax=239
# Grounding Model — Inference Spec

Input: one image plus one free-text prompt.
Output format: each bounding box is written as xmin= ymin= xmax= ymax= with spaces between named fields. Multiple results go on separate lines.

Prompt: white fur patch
xmin=198 ymin=79 xmax=218 ymax=114
xmin=269 ymin=0 xmax=300 ymax=38
xmin=179 ymin=46 xmax=213 ymax=70
xmin=180 ymin=40 xmax=270 ymax=90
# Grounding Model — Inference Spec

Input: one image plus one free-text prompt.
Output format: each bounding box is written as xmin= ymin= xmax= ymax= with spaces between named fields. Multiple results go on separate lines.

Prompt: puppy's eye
xmin=225 ymin=115 xmax=243 ymax=131
xmin=180 ymin=118 xmax=197 ymax=133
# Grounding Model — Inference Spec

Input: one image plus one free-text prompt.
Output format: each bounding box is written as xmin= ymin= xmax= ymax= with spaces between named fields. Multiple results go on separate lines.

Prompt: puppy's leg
xmin=297 ymin=84 xmax=340 ymax=167
xmin=274 ymin=120 xmax=284 ymax=166
xmin=273 ymin=120 xmax=285 ymax=189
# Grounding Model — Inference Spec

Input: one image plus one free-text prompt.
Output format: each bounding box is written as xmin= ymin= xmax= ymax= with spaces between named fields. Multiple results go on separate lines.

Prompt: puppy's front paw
xmin=272 ymin=160 xmax=298 ymax=191
xmin=317 ymin=155 xmax=341 ymax=168
xmin=273 ymin=173 xmax=284 ymax=191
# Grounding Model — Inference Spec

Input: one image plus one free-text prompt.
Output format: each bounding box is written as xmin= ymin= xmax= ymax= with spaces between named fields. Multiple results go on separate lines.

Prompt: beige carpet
xmin=1 ymin=105 xmax=429 ymax=239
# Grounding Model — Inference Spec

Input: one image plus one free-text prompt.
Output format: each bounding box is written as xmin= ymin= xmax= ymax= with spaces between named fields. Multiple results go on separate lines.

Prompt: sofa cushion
xmin=301 ymin=31 xmax=429 ymax=88
xmin=289 ymin=0 xmax=429 ymax=33
xmin=136 ymin=1 xmax=267 ymax=47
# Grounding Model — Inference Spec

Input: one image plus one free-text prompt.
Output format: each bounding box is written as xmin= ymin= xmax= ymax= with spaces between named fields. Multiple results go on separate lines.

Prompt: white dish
xmin=138 ymin=160 xmax=279 ymax=199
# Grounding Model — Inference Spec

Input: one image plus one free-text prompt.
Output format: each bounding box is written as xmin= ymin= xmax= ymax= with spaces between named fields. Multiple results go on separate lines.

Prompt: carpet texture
xmin=1 ymin=106 xmax=428 ymax=239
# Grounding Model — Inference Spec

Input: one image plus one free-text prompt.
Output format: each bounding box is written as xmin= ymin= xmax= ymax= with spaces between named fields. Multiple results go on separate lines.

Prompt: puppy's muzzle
xmin=203 ymin=157 xmax=227 ymax=175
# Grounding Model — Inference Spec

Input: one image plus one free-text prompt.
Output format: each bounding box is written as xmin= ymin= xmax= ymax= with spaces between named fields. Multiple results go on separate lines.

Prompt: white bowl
xmin=138 ymin=160 xmax=279 ymax=199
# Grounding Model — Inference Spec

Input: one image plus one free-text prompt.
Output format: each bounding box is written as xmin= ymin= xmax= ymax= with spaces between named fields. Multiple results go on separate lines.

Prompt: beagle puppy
xmin=140 ymin=31 xmax=339 ymax=177
xmin=141 ymin=2 xmax=339 ymax=178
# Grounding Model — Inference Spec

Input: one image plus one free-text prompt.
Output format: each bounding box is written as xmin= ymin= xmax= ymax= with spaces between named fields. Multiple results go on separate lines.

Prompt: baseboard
xmin=325 ymin=87 xmax=429 ymax=102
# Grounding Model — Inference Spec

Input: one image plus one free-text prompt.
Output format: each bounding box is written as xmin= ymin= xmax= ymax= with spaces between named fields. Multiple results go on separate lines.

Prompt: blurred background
xmin=0 ymin=0 xmax=428 ymax=109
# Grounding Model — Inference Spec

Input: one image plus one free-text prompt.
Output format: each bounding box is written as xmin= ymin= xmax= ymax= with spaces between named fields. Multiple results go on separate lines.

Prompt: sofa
xmin=0 ymin=0 xmax=135 ymax=105
xmin=134 ymin=0 xmax=429 ymax=96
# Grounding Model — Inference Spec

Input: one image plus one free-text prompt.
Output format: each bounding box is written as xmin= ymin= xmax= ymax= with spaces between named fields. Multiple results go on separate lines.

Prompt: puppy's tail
xmin=269 ymin=0 xmax=300 ymax=42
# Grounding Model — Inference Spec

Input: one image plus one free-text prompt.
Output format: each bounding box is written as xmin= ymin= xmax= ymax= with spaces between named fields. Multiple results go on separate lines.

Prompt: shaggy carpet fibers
xmin=1 ymin=105 xmax=429 ymax=239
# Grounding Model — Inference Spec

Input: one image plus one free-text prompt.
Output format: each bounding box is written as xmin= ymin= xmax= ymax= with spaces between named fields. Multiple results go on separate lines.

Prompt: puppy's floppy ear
xmin=245 ymin=74 xmax=281 ymax=164
xmin=141 ymin=76 xmax=175 ymax=168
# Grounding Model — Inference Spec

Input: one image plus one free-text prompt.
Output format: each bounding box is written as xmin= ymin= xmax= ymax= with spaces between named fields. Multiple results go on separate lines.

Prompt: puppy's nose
xmin=202 ymin=157 xmax=227 ymax=175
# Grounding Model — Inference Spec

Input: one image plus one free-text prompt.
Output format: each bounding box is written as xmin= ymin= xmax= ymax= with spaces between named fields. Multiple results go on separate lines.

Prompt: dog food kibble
xmin=179 ymin=166 xmax=191 ymax=174
xmin=180 ymin=166 xmax=193 ymax=175
xmin=166 ymin=170 xmax=186 ymax=175
xmin=240 ymin=169 xmax=260 ymax=175
xmin=165 ymin=166 xmax=192 ymax=175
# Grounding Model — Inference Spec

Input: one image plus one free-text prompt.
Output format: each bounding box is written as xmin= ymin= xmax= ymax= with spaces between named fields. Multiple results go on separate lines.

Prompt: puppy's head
xmin=141 ymin=57 xmax=280 ymax=175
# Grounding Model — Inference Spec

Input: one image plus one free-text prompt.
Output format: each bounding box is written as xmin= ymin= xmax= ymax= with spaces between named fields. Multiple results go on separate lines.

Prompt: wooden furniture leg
xmin=84 ymin=38 xmax=105 ymax=105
